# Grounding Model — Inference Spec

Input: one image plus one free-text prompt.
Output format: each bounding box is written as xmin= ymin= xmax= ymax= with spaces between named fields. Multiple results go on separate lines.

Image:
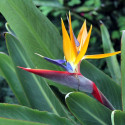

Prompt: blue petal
xmin=66 ymin=62 xmax=73 ymax=72
xmin=44 ymin=57 xmax=67 ymax=70
xmin=44 ymin=57 xmax=74 ymax=73
xmin=36 ymin=53 xmax=74 ymax=72
xmin=44 ymin=57 xmax=65 ymax=64
xmin=54 ymin=59 xmax=66 ymax=64
xmin=73 ymin=32 xmax=80 ymax=47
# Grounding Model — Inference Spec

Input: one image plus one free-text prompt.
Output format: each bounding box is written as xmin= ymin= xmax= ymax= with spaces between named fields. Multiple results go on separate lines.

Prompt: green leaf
xmin=39 ymin=6 xmax=53 ymax=16
xmin=0 ymin=0 xmax=73 ymax=93
xmin=80 ymin=60 xmax=122 ymax=110
xmin=117 ymin=16 xmax=125 ymax=31
xmin=100 ymin=23 xmax=121 ymax=84
xmin=0 ymin=0 xmax=63 ymax=69
xmin=33 ymin=0 xmax=63 ymax=8
xmin=33 ymin=0 xmax=64 ymax=16
xmin=111 ymin=30 xmax=120 ymax=39
xmin=75 ymin=6 xmax=95 ymax=12
xmin=0 ymin=103 xmax=72 ymax=125
xmin=121 ymin=31 xmax=125 ymax=111
xmin=65 ymin=92 xmax=112 ymax=125
xmin=0 ymin=52 xmax=30 ymax=107
xmin=111 ymin=110 xmax=125 ymax=125
xmin=68 ymin=0 xmax=81 ymax=6
xmin=0 ymin=117 xmax=46 ymax=125
xmin=5 ymin=33 xmax=68 ymax=117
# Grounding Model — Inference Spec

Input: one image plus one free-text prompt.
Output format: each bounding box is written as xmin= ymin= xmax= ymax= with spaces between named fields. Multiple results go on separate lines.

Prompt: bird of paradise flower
xmin=19 ymin=12 xmax=120 ymax=110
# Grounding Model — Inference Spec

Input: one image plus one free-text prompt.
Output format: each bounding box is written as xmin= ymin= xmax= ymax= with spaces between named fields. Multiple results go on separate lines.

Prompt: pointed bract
xmin=92 ymin=83 xmax=114 ymax=110
xmin=19 ymin=67 xmax=115 ymax=110
xmin=19 ymin=67 xmax=93 ymax=93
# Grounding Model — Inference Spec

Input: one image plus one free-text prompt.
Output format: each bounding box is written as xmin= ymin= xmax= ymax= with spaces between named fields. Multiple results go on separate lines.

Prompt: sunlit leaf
xmin=121 ymin=30 xmax=125 ymax=111
xmin=100 ymin=23 xmax=121 ymax=84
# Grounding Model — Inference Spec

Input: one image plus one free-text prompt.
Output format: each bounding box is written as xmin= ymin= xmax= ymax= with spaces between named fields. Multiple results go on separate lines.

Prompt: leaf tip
xmin=17 ymin=66 xmax=31 ymax=70
xmin=17 ymin=66 xmax=24 ymax=69
xmin=65 ymin=92 xmax=73 ymax=100
xmin=99 ymin=20 xmax=104 ymax=26
xmin=35 ymin=53 xmax=44 ymax=58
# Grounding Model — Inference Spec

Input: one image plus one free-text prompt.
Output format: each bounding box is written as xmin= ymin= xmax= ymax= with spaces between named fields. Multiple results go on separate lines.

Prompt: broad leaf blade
xmin=80 ymin=60 xmax=122 ymax=110
xmin=65 ymin=92 xmax=112 ymax=125
xmin=100 ymin=23 xmax=121 ymax=84
xmin=0 ymin=103 xmax=73 ymax=125
xmin=5 ymin=33 xmax=68 ymax=117
xmin=0 ymin=0 xmax=63 ymax=69
xmin=0 ymin=53 xmax=30 ymax=106
xmin=111 ymin=110 xmax=125 ymax=125
xmin=121 ymin=31 xmax=125 ymax=111
xmin=0 ymin=117 xmax=46 ymax=125
xmin=0 ymin=0 xmax=73 ymax=93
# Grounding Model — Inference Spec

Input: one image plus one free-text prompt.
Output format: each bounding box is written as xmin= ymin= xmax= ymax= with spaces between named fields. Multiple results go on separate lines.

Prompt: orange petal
xmin=84 ymin=51 xmax=121 ymax=59
xmin=74 ymin=25 xmax=92 ymax=65
xmin=69 ymin=12 xmax=77 ymax=60
xmin=77 ymin=20 xmax=87 ymax=50
xmin=61 ymin=18 xmax=76 ymax=62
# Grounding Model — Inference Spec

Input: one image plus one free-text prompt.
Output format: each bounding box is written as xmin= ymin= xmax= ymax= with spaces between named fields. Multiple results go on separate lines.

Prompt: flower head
xmin=36 ymin=12 xmax=121 ymax=73
xmin=19 ymin=12 xmax=119 ymax=110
